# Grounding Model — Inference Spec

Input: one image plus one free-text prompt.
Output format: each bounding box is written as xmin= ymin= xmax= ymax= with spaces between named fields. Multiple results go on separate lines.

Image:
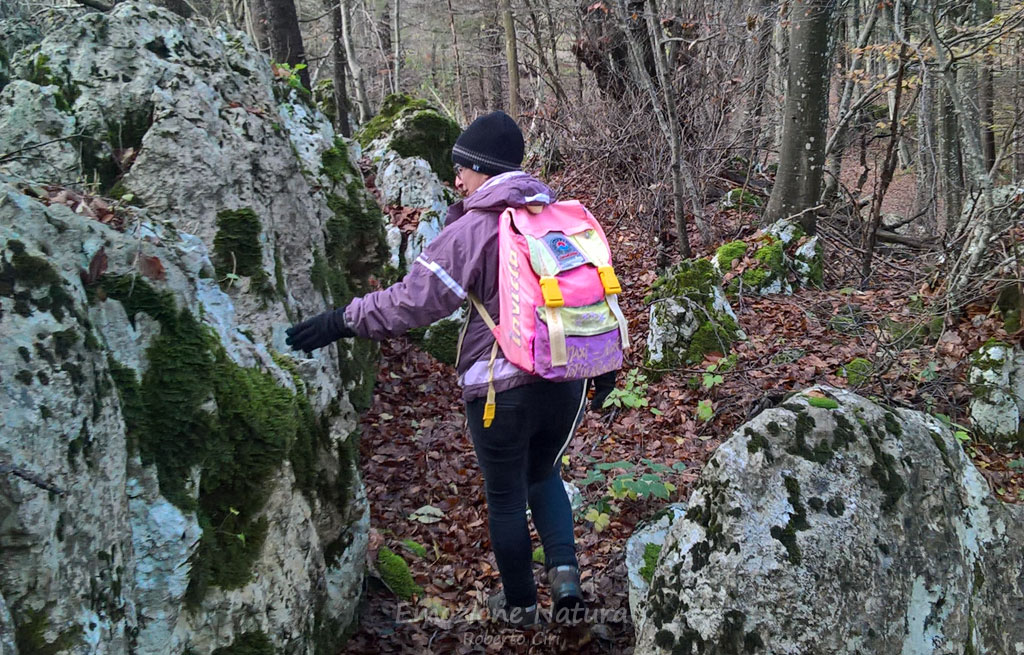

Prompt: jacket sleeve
xmin=343 ymin=218 xmax=484 ymax=340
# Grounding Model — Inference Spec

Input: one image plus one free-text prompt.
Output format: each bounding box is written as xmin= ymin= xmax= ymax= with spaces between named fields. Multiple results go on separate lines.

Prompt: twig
xmin=75 ymin=0 xmax=114 ymax=11
xmin=1 ymin=461 xmax=66 ymax=495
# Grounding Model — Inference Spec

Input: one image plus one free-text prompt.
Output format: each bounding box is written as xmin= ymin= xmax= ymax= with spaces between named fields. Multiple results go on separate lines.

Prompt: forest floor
xmin=344 ymin=163 xmax=1024 ymax=654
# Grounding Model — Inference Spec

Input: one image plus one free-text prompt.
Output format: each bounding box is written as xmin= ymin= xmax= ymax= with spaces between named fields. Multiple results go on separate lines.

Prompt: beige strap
xmin=454 ymin=303 xmax=472 ymax=370
xmin=545 ymin=306 xmax=568 ymax=366
xmin=606 ymin=294 xmax=630 ymax=351
xmin=467 ymin=292 xmax=498 ymax=333
xmin=483 ymin=340 xmax=500 ymax=428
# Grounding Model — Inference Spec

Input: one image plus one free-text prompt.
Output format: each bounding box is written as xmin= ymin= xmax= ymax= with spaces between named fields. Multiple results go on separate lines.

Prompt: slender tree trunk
xmin=446 ymin=0 xmax=468 ymax=124
xmin=764 ymin=0 xmax=834 ymax=234
xmin=341 ymin=0 xmax=372 ymax=123
xmin=499 ymin=0 xmax=520 ymax=119
xmin=1017 ymin=36 xmax=1024 ymax=180
xmin=862 ymin=44 xmax=908 ymax=282
xmin=523 ymin=0 xmax=568 ymax=104
xmin=328 ymin=0 xmax=352 ymax=137
xmin=937 ymin=85 xmax=964 ymax=234
xmin=823 ymin=0 xmax=879 ymax=202
xmin=487 ymin=20 xmax=505 ymax=110
xmin=612 ymin=0 xmax=693 ymax=258
xmin=247 ymin=0 xmax=310 ymax=89
xmin=391 ymin=0 xmax=401 ymax=93
xmin=977 ymin=0 xmax=996 ymax=172
xmin=913 ymin=70 xmax=940 ymax=232
xmin=740 ymin=0 xmax=778 ymax=161
xmin=770 ymin=1 xmax=791 ymax=156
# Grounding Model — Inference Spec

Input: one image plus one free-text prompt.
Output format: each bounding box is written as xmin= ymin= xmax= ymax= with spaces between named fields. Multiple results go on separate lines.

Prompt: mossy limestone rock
xmin=625 ymin=503 xmax=687 ymax=628
xmin=1 ymin=182 xmax=370 ymax=654
xmin=968 ymin=341 xmax=1024 ymax=444
xmin=646 ymin=260 xmax=745 ymax=368
xmin=356 ymin=93 xmax=460 ymax=184
xmin=635 ymin=386 xmax=1024 ymax=655
xmin=0 ymin=2 xmax=383 ymax=652
xmin=726 ymin=219 xmax=823 ymax=296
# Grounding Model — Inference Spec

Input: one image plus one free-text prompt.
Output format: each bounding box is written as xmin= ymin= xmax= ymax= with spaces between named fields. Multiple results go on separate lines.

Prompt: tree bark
xmin=764 ymin=0 xmax=834 ymax=234
xmin=246 ymin=0 xmax=310 ymax=89
xmin=913 ymin=70 xmax=940 ymax=232
xmin=328 ymin=0 xmax=352 ymax=137
xmin=445 ymin=0 xmax=468 ymax=124
xmin=822 ymin=0 xmax=879 ymax=202
xmin=612 ymin=0 xmax=694 ymax=258
xmin=499 ymin=0 xmax=520 ymax=119
xmin=391 ymin=0 xmax=401 ymax=93
xmin=340 ymin=0 xmax=372 ymax=123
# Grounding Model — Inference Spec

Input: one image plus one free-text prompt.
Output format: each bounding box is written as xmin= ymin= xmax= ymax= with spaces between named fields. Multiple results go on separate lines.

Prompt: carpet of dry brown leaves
xmin=344 ymin=163 xmax=1024 ymax=654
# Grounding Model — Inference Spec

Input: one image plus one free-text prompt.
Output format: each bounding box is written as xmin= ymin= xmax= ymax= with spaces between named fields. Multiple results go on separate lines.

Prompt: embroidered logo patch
xmin=541 ymin=232 xmax=586 ymax=271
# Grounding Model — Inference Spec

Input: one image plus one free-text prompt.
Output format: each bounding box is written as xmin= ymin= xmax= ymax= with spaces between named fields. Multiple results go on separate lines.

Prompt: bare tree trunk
xmin=977 ymin=0 xmax=996 ymax=172
xmin=740 ymin=0 xmax=778 ymax=161
xmin=1018 ymin=35 xmax=1024 ymax=180
xmin=764 ymin=0 xmax=834 ymax=234
xmin=612 ymin=0 xmax=694 ymax=258
xmin=499 ymin=0 xmax=520 ymax=119
xmin=822 ymin=0 xmax=879 ymax=202
xmin=391 ymin=0 xmax=401 ymax=93
xmin=247 ymin=0 xmax=310 ymax=89
xmin=937 ymin=85 xmax=964 ymax=234
xmin=862 ymin=44 xmax=908 ymax=282
xmin=913 ymin=70 xmax=940 ymax=232
xmin=328 ymin=0 xmax=352 ymax=137
xmin=446 ymin=0 xmax=468 ymax=124
xmin=486 ymin=20 xmax=505 ymax=109
xmin=341 ymin=0 xmax=372 ymax=123
xmin=523 ymin=0 xmax=568 ymax=104
xmin=770 ymin=0 xmax=791 ymax=156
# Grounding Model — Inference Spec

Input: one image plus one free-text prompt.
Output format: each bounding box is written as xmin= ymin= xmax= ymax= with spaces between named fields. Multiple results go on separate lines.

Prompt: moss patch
xmin=377 ymin=547 xmax=422 ymax=600
xmin=211 ymin=631 xmax=275 ymax=655
xmin=639 ymin=542 xmax=662 ymax=584
xmin=646 ymin=259 xmax=743 ymax=368
xmin=354 ymin=94 xmax=460 ymax=183
xmin=840 ymin=357 xmax=873 ymax=385
xmin=89 ymin=274 xmax=333 ymax=604
xmin=214 ymin=208 xmax=263 ymax=279
xmin=714 ymin=240 xmax=748 ymax=269
xmin=14 ymin=607 xmax=84 ymax=655
xmin=1 ymin=239 xmax=76 ymax=323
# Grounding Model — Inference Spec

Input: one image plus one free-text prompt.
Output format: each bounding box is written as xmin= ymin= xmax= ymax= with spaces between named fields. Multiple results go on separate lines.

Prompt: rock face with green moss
xmin=646 ymin=260 xmax=745 ymax=369
xmin=634 ymin=386 xmax=1024 ymax=654
xmin=625 ymin=503 xmax=687 ymax=625
xmin=0 ymin=3 xmax=385 ymax=653
xmin=719 ymin=219 xmax=823 ymax=296
xmin=968 ymin=341 xmax=1024 ymax=444
xmin=355 ymin=93 xmax=460 ymax=185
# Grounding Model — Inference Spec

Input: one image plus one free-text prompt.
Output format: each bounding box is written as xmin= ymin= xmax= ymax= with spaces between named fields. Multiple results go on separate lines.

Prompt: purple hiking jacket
xmin=344 ymin=171 xmax=555 ymax=401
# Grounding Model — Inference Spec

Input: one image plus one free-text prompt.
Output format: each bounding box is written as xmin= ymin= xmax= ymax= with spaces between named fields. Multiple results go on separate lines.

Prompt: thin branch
xmin=1 ymin=462 xmax=66 ymax=496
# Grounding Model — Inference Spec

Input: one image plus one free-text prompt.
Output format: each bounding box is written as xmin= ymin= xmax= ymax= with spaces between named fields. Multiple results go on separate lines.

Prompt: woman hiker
xmin=286 ymin=110 xmax=614 ymax=627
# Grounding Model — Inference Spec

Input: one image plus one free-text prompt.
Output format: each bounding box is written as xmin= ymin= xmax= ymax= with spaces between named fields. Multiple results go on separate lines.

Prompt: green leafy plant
xmin=272 ymin=61 xmax=310 ymax=95
xmin=603 ymin=369 xmax=650 ymax=410
xmin=578 ymin=458 xmax=686 ymax=533
xmin=696 ymin=399 xmax=714 ymax=422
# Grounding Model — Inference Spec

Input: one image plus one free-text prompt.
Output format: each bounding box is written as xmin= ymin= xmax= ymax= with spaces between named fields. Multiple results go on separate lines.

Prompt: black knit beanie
xmin=451 ymin=111 xmax=524 ymax=176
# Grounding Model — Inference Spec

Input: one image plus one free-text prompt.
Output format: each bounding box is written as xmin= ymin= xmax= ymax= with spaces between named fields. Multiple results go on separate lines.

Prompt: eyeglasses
xmin=454 ymin=164 xmax=464 ymax=178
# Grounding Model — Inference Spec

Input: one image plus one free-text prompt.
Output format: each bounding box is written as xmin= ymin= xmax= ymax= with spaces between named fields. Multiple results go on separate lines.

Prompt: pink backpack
xmin=464 ymin=200 xmax=629 ymax=427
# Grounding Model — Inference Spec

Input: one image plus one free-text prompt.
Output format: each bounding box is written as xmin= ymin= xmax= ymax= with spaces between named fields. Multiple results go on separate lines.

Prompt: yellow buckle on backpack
xmin=539 ymin=276 xmax=564 ymax=307
xmin=483 ymin=401 xmax=496 ymax=428
xmin=598 ymin=266 xmax=621 ymax=295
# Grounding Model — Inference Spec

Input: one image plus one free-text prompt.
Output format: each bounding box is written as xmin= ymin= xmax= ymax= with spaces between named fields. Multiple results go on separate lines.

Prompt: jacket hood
xmin=446 ymin=172 xmax=556 ymax=225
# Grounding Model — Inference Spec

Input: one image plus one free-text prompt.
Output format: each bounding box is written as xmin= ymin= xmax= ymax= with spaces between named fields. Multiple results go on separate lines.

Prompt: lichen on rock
xmin=633 ymin=386 xmax=1024 ymax=654
xmin=968 ymin=340 xmax=1024 ymax=444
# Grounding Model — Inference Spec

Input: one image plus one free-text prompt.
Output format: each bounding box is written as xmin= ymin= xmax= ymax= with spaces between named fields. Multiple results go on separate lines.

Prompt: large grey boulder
xmin=626 ymin=503 xmax=687 ymax=625
xmin=968 ymin=340 xmax=1024 ymax=444
xmin=0 ymin=3 xmax=385 ymax=653
xmin=635 ymin=386 xmax=1023 ymax=655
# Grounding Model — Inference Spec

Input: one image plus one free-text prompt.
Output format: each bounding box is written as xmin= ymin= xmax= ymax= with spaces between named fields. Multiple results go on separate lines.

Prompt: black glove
xmin=589 ymin=370 xmax=617 ymax=411
xmin=285 ymin=307 xmax=356 ymax=353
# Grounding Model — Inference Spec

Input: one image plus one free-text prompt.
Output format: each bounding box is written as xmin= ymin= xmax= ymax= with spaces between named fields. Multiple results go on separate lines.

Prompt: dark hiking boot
xmin=487 ymin=590 xmax=541 ymax=629
xmin=547 ymin=565 xmax=586 ymax=625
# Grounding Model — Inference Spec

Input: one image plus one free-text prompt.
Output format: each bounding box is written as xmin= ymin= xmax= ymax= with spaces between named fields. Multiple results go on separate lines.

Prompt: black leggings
xmin=465 ymin=378 xmax=588 ymax=608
